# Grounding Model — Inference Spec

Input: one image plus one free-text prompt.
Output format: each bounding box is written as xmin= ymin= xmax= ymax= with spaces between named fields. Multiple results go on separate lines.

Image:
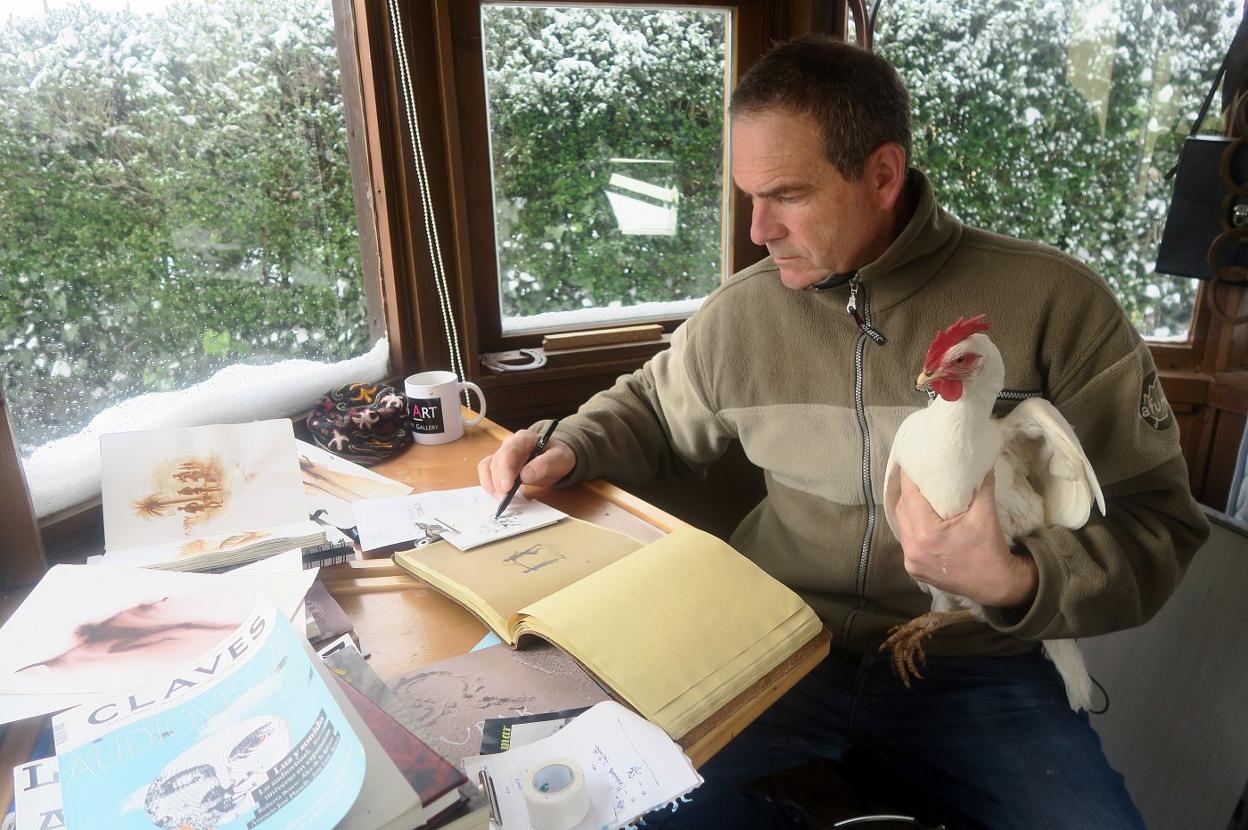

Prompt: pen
xmin=494 ymin=419 xmax=559 ymax=519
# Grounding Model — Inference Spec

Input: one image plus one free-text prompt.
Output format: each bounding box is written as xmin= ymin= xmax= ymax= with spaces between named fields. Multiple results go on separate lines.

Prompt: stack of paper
xmin=102 ymin=518 xmax=326 ymax=571
xmin=99 ymin=420 xmax=323 ymax=571
xmin=511 ymin=528 xmax=824 ymax=740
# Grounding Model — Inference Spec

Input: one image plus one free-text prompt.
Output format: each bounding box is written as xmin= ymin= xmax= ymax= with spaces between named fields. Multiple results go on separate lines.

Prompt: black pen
xmin=494 ymin=419 xmax=560 ymax=519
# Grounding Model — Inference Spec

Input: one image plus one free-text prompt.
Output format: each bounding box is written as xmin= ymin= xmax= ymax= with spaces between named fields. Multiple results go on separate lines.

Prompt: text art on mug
xmin=411 ymin=398 xmax=444 ymax=434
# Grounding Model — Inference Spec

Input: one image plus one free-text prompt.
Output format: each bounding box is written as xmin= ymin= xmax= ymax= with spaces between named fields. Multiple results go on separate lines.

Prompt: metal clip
xmin=1233 ymin=203 xmax=1248 ymax=228
xmin=479 ymin=769 xmax=503 ymax=825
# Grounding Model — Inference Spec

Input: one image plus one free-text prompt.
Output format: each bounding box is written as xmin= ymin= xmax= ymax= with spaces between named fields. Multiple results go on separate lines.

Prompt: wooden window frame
xmin=398 ymin=0 xmax=839 ymax=423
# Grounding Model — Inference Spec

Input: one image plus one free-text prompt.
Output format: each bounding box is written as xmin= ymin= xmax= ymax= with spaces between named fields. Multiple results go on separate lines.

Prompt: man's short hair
xmin=730 ymin=34 xmax=912 ymax=181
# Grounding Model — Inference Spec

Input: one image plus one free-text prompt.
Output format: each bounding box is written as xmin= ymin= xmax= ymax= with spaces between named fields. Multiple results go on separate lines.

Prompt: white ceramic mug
xmin=404 ymin=370 xmax=487 ymax=445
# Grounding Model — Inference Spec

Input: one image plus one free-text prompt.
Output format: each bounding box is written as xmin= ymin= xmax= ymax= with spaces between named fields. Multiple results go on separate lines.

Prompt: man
xmin=477 ymin=35 xmax=1208 ymax=829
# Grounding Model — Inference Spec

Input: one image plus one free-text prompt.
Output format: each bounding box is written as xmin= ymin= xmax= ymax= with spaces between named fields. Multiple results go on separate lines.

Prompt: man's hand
xmin=892 ymin=470 xmax=1038 ymax=609
xmin=477 ymin=429 xmax=577 ymax=498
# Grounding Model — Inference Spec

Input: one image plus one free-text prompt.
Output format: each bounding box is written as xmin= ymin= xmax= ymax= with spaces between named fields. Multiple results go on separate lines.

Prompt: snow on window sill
xmin=24 ymin=338 xmax=391 ymax=520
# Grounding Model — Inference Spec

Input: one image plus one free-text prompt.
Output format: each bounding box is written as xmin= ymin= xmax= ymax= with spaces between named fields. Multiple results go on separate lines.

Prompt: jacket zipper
xmin=841 ymin=278 xmax=884 ymax=645
xmin=998 ymin=388 xmax=1042 ymax=401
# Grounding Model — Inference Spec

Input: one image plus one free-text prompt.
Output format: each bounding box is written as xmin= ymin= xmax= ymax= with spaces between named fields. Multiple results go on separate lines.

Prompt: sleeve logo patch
xmin=1139 ymin=371 xmax=1173 ymax=431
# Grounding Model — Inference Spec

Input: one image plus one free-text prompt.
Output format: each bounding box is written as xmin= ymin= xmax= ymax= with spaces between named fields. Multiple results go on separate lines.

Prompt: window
xmin=0 ymin=0 xmax=388 ymax=517
xmin=875 ymin=0 xmax=1239 ymax=341
xmin=479 ymin=4 xmax=733 ymax=334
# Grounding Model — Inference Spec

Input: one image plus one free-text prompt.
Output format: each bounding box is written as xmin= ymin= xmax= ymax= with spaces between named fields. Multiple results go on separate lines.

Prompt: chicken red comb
xmin=924 ymin=314 xmax=991 ymax=371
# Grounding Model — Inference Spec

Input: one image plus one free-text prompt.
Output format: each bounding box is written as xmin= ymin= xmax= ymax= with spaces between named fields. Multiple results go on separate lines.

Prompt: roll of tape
xmin=522 ymin=758 xmax=590 ymax=830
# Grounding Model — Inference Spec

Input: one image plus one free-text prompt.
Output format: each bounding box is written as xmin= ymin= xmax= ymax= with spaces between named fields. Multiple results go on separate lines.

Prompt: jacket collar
xmin=852 ymin=168 xmax=962 ymax=312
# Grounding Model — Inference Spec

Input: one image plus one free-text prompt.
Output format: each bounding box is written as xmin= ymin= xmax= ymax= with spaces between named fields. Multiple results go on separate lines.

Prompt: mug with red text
xmin=403 ymin=370 xmax=486 ymax=445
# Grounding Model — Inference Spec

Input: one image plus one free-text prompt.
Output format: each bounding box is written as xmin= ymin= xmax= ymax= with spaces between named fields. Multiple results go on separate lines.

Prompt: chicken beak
xmin=916 ymin=369 xmax=937 ymax=389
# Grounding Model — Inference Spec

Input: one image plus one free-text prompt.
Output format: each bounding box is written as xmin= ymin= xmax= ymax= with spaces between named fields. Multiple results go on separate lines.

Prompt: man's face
xmin=731 ymin=109 xmax=892 ymax=290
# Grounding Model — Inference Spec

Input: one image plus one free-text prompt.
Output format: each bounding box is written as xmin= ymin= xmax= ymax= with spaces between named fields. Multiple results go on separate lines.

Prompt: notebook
xmin=393 ymin=520 xmax=824 ymax=740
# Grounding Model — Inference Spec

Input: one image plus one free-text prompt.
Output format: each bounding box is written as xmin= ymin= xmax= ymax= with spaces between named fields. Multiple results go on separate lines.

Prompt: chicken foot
xmin=879 ymin=609 xmax=978 ymax=687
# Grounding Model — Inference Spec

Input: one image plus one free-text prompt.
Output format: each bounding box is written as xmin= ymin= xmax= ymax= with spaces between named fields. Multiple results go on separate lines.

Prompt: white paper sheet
xmin=297 ymin=439 xmax=412 ymax=528
xmin=352 ymin=486 xmax=493 ymax=551
xmin=0 ymin=564 xmax=316 ymax=724
xmin=462 ymin=701 xmax=702 ymax=830
xmin=434 ymin=498 xmax=567 ymax=551
xmin=100 ymin=420 xmax=307 ymax=551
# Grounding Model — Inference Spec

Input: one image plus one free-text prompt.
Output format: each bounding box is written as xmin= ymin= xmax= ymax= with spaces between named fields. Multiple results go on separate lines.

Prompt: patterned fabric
xmin=306 ymin=383 xmax=411 ymax=465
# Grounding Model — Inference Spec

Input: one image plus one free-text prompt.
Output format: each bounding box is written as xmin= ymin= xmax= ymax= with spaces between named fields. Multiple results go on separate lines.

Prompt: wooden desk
xmin=0 ymin=415 xmax=829 ymax=813
xmin=320 ymin=414 xmax=831 ymax=768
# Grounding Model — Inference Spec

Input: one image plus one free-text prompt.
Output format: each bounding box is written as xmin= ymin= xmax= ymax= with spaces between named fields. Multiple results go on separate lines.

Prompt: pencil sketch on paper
xmin=502 ymin=544 xmax=566 ymax=575
xmin=435 ymin=499 xmax=568 ymax=551
xmin=412 ymin=518 xmax=455 ymax=546
xmin=131 ymin=455 xmax=230 ymax=532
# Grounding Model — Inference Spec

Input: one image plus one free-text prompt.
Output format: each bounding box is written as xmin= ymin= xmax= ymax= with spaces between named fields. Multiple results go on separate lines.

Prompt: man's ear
xmin=866 ymin=142 xmax=908 ymax=211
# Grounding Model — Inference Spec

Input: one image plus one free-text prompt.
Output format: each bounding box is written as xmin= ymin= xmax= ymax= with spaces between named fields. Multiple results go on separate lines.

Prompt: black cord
xmin=1088 ymin=673 xmax=1110 ymax=716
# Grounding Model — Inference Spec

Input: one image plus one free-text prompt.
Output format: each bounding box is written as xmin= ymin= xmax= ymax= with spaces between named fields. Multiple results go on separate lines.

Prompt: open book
xmin=393 ymin=519 xmax=824 ymax=741
xmin=99 ymin=420 xmax=324 ymax=570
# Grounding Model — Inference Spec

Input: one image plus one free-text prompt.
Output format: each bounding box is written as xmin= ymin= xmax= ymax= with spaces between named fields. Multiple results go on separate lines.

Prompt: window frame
xmin=422 ymin=0 xmax=781 ymax=366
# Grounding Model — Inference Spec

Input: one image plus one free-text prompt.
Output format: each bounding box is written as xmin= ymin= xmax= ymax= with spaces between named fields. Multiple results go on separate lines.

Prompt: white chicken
xmin=881 ymin=315 xmax=1105 ymax=711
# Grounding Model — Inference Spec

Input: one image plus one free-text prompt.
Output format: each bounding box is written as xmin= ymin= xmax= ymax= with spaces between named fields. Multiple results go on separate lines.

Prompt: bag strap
xmin=1165 ymin=10 xmax=1248 ymax=178
xmin=1165 ymin=57 xmax=1229 ymax=180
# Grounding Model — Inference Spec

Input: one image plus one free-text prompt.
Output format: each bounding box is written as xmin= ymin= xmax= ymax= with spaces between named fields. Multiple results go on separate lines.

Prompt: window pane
xmin=481 ymin=4 xmax=731 ymax=333
xmin=876 ymin=0 xmax=1239 ymax=340
xmin=0 ymin=0 xmax=384 ymax=515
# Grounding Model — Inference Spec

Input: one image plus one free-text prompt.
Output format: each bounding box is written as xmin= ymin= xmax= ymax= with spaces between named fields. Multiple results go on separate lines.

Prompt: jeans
xmin=642 ymin=649 xmax=1144 ymax=830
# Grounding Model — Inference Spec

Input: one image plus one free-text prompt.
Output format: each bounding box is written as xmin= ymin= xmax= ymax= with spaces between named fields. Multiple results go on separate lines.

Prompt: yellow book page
xmin=512 ymin=527 xmax=816 ymax=729
xmin=393 ymin=517 xmax=642 ymax=642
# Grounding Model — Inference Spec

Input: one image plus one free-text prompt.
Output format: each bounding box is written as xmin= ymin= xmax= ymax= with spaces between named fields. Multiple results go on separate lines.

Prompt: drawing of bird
xmin=881 ymin=315 xmax=1104 ymax=711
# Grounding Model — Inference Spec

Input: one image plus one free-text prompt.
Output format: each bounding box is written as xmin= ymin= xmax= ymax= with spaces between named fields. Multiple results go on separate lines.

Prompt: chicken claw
xmin=880 ymin=610 xmax=978 ymax=687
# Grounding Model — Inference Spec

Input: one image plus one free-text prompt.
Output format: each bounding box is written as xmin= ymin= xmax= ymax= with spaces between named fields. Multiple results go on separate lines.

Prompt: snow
xmin=22 ymin=337 xmax=390 ymax=518
xmin=503 ymin=297 xmax=705 ymax=334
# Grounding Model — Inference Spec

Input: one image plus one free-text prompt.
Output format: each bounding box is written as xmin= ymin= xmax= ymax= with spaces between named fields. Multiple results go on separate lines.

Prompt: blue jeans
xmin=644 ymin=649 xmax=1143 ymax=830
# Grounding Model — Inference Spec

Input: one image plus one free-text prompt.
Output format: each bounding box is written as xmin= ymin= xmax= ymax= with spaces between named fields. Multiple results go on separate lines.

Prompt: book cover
xmin=12 ymin=757 xmax=63 ymax=830
xmin=479 ymin=707 xmax=589 ymax=755
xmin=331 ymin=674 xmax=467 ymax=822
xmin=304 ymin=581 xmax=355 ymax=648
xmin=52 ymin=604 xmax=366 ymax=830
xmin=388 ymin=642 xmax=610 ymax=769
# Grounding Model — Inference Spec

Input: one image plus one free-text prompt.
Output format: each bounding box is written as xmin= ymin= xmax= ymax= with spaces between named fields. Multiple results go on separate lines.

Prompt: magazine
xmin=0 ymin=564 xmax=316 ymax=725
xmin=52 ymin=603 xmax=367 ymax=830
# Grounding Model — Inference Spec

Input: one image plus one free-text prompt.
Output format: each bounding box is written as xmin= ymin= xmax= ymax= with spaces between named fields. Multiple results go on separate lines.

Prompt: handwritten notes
xmin=461 ymin=701 xmax=702 ymax=830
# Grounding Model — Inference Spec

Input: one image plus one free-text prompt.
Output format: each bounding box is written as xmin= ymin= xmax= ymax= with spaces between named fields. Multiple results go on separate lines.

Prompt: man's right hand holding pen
xmin=477 ymin=424 xmax=578 ymax=499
